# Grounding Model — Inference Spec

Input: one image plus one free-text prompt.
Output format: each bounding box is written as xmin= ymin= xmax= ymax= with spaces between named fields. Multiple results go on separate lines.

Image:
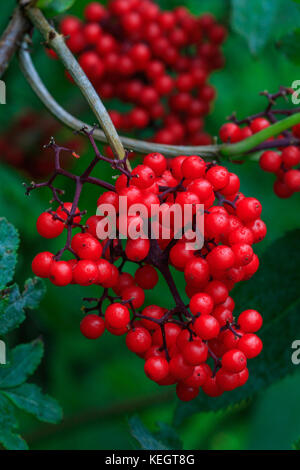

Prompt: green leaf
xmin=175 ymin=230 xmax=300 ymax=425
xmin=279 ymin=29 xmax=300 ymax=64
xmin=38 ymin=0 xmax=76 ymax=14
xmin=21 ymin=278 xmax=46 ymax=310
xmin=0 ymin=279 xmax=45 ymax=335
xmin=0 ymin=218 xmax=19 ymax=290
xmin=231 ymin=0 xmax=281 ymax=54
xmin=3 ymin=383 xmax=62 ymax=424
xmin=0 ymin=340 xmax=43 ymax=389
xmin=0 ymin=393 xmax=28 ymax=450
xmin=129 ymin=416 xmax=170 ymax=450
xmin=0 ymin=284 xmax=25 ymax=335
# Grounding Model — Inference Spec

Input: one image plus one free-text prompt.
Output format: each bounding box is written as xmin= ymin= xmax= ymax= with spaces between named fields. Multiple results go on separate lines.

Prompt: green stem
xmin=220 ymin=112 xmax=300 ymax=158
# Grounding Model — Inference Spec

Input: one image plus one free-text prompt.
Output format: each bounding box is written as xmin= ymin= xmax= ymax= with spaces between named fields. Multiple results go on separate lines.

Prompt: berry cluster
xmin=29 ymin=129 xmax=265 ymax=401
xmin=0 ymin=110 xmax=84 ymax=179
xmin=219 ymin=87 xmax=300 ymax=199
xmin=52 ymin=0 xmax=226 ymax=145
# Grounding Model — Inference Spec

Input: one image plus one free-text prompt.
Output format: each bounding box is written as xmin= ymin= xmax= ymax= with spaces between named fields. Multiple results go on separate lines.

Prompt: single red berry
xmin=189 ymin=293 xmax=214 ymax=316
xmin=36 ymin=212 xmax=64 ymax=239
xmin=219 ymin=123 xmax=241 ymax=143
xmin=49 ymin=261 xmax=73 ymax=286
xmin=169 ymin=353 xmax=194 ymax=380
xmin=221 ymin=349 xmax=247 ymax=373
xmin=202 ymin=376 xmax=223 ymax=397
xmin=259 ymin=151 xmax=282 ymax=173
xmin=250 ymin=117 xmax=270 ymax=133
xmin=73 ymin=260 xmax=99 ymax=286
xmin=183 ymin=364 xmax=208 ymax=388
xmin=32 ymin=252 xmax=54 ymax=278
xmin=236 ymin=197 xmax=262 ymax=223
xmin=184 ymin=258 xmax=210 ymax=287
xmin=284 ymin=169 xmax=300 ymax=192
xmin=72 ymin=233 xmax=102 ymax=260
xmin=194 ymin=315 xmax=220 ymax=340
xmin=80 ymin=314 xmax=105 ymax=339
xmin=182 ymin=339 xmax=208 ymax=365
xmin=135 ymin=265 xmax=158 ymax=289
xmin=121 ymin=285 xmax=145 ymax=309
xmin=126 ymin=327 xmax=152 ymax=354
xmin=206 ymin=165 xmax=229 ymax=190
xmin=216 ymin=368 xmax=240 ymax=391
xmin=238 ymin=333 xmax=262 ymax=358
xmin=246 ymin=219 xmax=267 ymax=243
xmin=105 ymin=303 xmax=130 ymax=329
xmin=231 ymin=243 xmax=253 ymax=266
xmin=125 ymin=238 xmax=150 ymax=262
xmin=144 ymin=356 xmax=169 ymax=382
xmin=238 ymin=309 xmax=263 ymax=333
xmin=181 ymin=156 xmax=206 ymax=179
xmin=207 ymin=245 xmax=235 ymax=271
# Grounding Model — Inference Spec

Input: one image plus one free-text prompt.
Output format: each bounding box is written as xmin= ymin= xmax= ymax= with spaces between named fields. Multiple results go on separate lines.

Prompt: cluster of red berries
xmin=219 ymin=117 xmax=300 ymax=199
xmin=0 ymin=110 xmax=84 ymax=179
xmin=31 ymin=142 xmax=265 ymax=401
xmin=53 ymin=0 xmax=226 ymax=145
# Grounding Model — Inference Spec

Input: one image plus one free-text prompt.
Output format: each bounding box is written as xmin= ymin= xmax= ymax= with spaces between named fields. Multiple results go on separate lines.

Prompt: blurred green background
xmin=1 ymin=0 xmax=300 ymax=450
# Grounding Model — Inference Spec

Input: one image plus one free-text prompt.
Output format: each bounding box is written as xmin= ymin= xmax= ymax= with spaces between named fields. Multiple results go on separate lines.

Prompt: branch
xmin=0 ymin=6 xmax=30 ymax=78
xmin=20 ymin=3 xmax=126 ymax=162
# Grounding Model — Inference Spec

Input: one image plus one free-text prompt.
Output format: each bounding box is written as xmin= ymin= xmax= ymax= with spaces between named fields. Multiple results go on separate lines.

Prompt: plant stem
xmin=221 ymin=113 xmax=300 ymax=158
xmin=0 ymin=6 xmax=30 ymax=77
xmin=21 ymin=4 xmax=126 ymax=162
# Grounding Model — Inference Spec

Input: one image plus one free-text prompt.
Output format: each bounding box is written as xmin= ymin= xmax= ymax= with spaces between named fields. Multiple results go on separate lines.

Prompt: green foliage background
xmin=1 ymin=0 xmax=300 ymax=450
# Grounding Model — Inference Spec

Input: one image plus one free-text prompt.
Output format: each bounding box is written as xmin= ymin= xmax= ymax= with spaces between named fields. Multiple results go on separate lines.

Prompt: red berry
xmin=49 ymin=261 xmax=73 ymax=286
xmin=238 ymin=309 xmax=263 ymax=333
xmin=32 ymin=252 xmax=54 ymax=278
xmin=126 ymin=327 xmax=152 ymax=354
xmin=80 ymin=314 xmax=105 ymax=339
xmin=36 ymin=212 xmax=64 ymax=239
xmin=189 ymin=293 xmax=214 ymax=316
xmin=73 ymin=260 xmax=99 ymax=286
xmin=222 ymin=349 xmax=247 ymax=372
xmin=121 ymin=285 xmax=145 ymax=309
xmin=259 ymin=151 xmax=282 ymax=173
xmin=284 ymin=169 xmax=300 ymax=192
xmin=176 ymin=383 xmax=199 ymax=401
xmin=144 ymin=356 xmax=169 ymax=382
xmin=194 ymin=315 xmax=220 ymax=340
xmin=105 ymin=303 xmax=130 ymax=329
xmin=236 ymin=197 xmax=262 ymax=222
xmin=182 ymin=339 xmax=208 ymax=365
xmin=238 ymin=333 xmax=262 ymax=358
xmin=135 ymin=265 xmax=158 ymax=289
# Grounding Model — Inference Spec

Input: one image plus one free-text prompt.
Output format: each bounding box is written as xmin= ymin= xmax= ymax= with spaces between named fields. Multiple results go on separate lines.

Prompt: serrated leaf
xmin=0 ymin=279 xmax=45 ymax=335
xmin=21 ymin=278 xmax=46 ymax=310
xmin=0 ymin=393 xmax=28 ymax=450
xmin=0 ymin=284 xmax=25 ymax=335
xmin=175 ymin=230 xmax=300 ymax=425
xmin=0 ymin=218 xmax=19 ymax=290
xmin=129 ymin=416 xmax=170 ymax=450
xmin=3 ymin=383 xmax=62 ymax=424
xmin=0 ymin=340 xmax=43 ymax=389
xmin=279 ymin=29 xmax=300 ymax=64
xmin=231 ymin=0 xmax=281 ymax=55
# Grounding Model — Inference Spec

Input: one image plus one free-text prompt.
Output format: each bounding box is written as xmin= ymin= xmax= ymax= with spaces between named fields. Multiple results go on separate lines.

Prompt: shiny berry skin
xmin=238 ymin=333 xmax=262 ymax=358
xmin=194 ymin=315 xmax=220 ymax=340
xmin=222 ymin=349 xmax=247 ymax=372
xmin=231 ymin=243 xmax=253 ymax=266
xmin=140 ymin=305 xmax=165 ymax=330
xmin=181 ymin=156 xmax=206 ymax=179
xmin=32 ymin=252 xmax=54 ymax=278
xmin=250 ymin=117 xmax=269 ymax=133
xmin=207 ymin=245 xmax=235 ymax=271
xmin=176 ymin=383 xmax=199 ymax=401
xmin=205 ymin=281 xmax=228 ymax=304
xmin=219 ymin=122 xmax=241 ymax=143
xmin=36 ymin=212 xmax=64 ymax=239
xmin=189 ymin=293 xmax=214 ymax=316
xmin=274 ymin=179 xmax=293 ymax=198
xmin=284 ymin=170 xmax=300 ymax=192
xmin=73 ymin=260 xmax=99 ymax=286
xmin=206 ymin=165 xmax=229 ymax=190
xmin=135 ymin=265 xmax=158 ymax=289
xmin=49 ymin=261 xmax=73 ymax=286
xmin=246 ymin=219 xmax=267 ymax=243
xmin=152 ymin=323 xmax=181 ymax=348
xmin=131 ymin=164 xmax=156 ymax=189
xmin=182 ymin=340 xmax=208 ymax=365
xmin=236 ymin=197 xmax=262 ymax=222
xmin=80 ymin=314 xmax=105 ymax=339
xmin=281 ymin=146 xmax=300 ymax=168
xmin=72 ymin=233 xmax=102 ymax=260
xmin=125 ymin=238 xmax=150 ymax=262
xmin=184 ymin=258 xmax=210 ymax=287
xmin=238 ymin=309 xmax=263 ymax=333
xmin=259 ymin=151 xmax=282 ymax=173
xmin=144 ymin=356 xmax=169 ymax=382
xmin=183 ymin=364 xmax=208 ymax=387
xmin=121 ymin=285 xmax=145 ymax=309
xmin=126 ymin=327 xmax=152 ymax=354
xmin=143 ymin=152 xmax=167 ymax=176
xmin=105 ymin=303 xmax=130 ymax=329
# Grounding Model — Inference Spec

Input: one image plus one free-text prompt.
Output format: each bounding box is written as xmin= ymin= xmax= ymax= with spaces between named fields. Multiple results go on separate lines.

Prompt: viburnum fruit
xmin=30 ymin=131 xmax=266 ymax=402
